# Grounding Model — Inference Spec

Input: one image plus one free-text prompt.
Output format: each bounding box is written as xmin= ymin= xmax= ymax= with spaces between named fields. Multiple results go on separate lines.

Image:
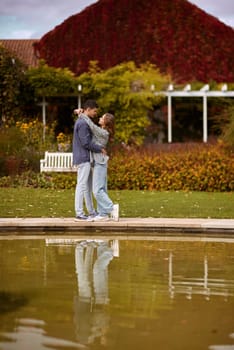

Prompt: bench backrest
xmin=40 ymin=152 xmax=77 ymax=172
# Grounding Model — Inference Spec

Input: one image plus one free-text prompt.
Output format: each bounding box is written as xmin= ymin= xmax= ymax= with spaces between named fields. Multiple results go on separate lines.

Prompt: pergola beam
xmin=154 ymin=84 xmax=234 ymax=143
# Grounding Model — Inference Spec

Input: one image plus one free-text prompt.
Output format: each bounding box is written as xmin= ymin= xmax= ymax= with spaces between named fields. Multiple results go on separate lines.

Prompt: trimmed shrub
xmin=108 ymin=143 xmax=233 ymax=192
xmin=0 ymin=143 xmax=233 ymax=192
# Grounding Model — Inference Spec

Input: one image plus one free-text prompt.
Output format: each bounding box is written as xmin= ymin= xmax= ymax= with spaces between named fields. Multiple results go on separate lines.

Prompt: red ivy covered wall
xmin=35 ymin=0 xmax=234 ymax=83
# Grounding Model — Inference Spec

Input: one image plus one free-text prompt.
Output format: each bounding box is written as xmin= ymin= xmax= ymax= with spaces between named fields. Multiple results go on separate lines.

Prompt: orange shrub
xmin=1 ymin=143 xmax=233 ymax=192
xmin=108 ymin=144 xmax=234 ymax=192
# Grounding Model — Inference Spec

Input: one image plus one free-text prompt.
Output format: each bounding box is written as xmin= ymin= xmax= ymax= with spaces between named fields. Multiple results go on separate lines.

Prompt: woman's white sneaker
xmin=111 ymin=204 xmax=119 ymax=221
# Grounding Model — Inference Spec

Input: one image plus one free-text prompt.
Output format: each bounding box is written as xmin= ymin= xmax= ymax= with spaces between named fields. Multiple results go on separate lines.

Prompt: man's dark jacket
xmin=73 ymin=117 xmax=102 ymax=165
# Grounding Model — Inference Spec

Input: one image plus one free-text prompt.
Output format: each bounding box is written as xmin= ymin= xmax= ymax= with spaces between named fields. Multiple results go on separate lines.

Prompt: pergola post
xmin=200 ymin=84 xmax=209 ymax=143
xmin=203 ymin=94 xmax=208 ymax=143
xmin=42 ymin=96 xmax=47 ymax=141
xmin=168 ymin=94 xmax=172 ymax=143
xmin=38 ymin=97 xmax=48 ymax=142
xmin=167 ymin=84 xmax=174 ymax=143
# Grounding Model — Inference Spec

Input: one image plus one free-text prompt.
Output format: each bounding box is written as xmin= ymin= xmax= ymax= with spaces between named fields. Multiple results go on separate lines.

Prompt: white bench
xmin=40 ymin=152 xmax=77 ymax=172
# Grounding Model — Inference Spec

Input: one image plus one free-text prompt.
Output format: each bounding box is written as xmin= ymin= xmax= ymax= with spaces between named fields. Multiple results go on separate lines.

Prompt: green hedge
xmin=0 ymin=144 xmax=233 ymax=192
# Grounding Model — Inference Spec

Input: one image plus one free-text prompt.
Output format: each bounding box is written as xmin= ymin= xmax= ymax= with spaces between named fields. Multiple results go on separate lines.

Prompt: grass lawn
xmin=0 ymin=188 xmax=233 ymax=218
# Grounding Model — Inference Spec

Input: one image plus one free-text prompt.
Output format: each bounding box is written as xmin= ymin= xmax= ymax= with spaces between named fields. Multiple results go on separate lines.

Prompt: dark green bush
xmin=0 ymin=121 xmax=56 ymax=176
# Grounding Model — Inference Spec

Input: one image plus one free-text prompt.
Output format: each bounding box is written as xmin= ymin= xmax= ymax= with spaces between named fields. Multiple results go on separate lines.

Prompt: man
xmin=73 ymin=99 xmax=106 ymax=220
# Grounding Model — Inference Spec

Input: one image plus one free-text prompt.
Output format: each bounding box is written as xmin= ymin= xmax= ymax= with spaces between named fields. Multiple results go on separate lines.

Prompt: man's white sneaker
xmin=111 ymin=204 xmax=119 ymax=221
xmin=93 ymin=215 xmax=110 ymax=222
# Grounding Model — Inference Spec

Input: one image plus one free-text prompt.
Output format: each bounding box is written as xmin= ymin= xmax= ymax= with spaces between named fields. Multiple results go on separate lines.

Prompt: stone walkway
xmin=0 ymin=217 xmax=234 ymax=235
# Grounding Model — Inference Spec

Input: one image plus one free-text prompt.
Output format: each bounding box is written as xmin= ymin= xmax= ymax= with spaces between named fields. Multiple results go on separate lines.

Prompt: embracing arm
xmin=78 ymin=122 xmax=103 ymax=153
xmin=81 ymin=114 xmax=109 ymax=139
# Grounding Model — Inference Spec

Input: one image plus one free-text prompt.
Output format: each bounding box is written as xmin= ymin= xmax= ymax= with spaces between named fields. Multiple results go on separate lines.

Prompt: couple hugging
xmin=73 ymin=99 xmax=119 ymax=222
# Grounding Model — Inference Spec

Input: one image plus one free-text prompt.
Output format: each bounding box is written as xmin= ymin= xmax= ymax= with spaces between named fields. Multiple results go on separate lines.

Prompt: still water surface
xmin=0 ymin=236 xmax=234 ymax=350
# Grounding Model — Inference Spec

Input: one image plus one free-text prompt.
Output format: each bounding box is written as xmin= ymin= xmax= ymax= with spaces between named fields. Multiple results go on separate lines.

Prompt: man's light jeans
xmin=75 ymin=162 xmax=95 ymax=216
xmin=93 ymin=162 xmax=113 ymax=216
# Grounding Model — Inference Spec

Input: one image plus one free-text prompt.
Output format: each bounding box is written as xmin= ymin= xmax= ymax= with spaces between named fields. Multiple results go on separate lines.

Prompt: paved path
xmin=0 ymin=217 xmax=234 ymax=235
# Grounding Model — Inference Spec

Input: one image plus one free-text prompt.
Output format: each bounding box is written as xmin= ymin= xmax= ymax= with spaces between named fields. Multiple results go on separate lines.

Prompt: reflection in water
xmin=209 ymin=333 xmax=234 ymax=350
xmin=74 ymin=240 xmax=117 ymax=346
xmin=0 ymin=291 xmax=28 ymax=314
xmin=168 ymin=253 xmax=234 ymax=300
xmin=0 ymin=318 xmax=86 ymax=350
xmin=0 ymin=237 xmax=234 ymax=350
xmin=209 ymin=346 xmax=234 ymax=350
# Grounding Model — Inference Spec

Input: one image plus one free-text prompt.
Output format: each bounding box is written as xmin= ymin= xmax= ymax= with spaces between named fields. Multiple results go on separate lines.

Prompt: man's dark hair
xmin=83 ymin=99 xmax=98 ymax=110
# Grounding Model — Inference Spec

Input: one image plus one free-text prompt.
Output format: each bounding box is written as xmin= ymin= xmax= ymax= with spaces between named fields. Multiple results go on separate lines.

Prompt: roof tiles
xmin=0 ymin=39 xmax=39 ymax=67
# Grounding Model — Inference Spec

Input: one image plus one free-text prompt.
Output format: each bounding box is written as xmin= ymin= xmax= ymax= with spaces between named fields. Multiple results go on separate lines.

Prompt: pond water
xmin=0 ymin=235 xmax=234 ymax=350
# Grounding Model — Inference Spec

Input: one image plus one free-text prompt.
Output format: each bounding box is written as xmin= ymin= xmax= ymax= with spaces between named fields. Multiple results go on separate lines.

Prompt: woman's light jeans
xmin=75 ymin=162 xmax=95 ymax=216
xmin=93 ymin=162 xmax=113 ymax=216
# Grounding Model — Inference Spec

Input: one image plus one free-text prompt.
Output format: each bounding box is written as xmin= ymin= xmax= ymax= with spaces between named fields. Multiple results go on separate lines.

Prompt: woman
xmin=75 ymin=109 xmax=119 ymax=221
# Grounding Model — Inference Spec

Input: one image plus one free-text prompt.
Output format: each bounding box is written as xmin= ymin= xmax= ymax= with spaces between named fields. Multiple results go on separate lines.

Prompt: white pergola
xmin=154 ymin=84 xmax=234 ymax=143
